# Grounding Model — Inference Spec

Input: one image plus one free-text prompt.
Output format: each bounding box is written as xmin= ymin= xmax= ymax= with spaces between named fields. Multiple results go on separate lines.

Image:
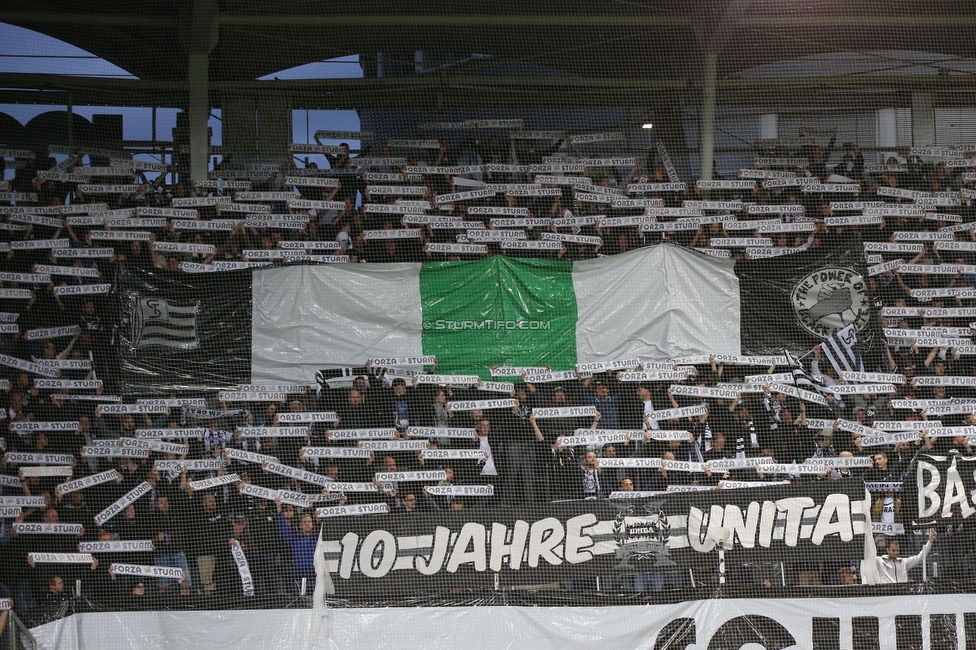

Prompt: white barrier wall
xmin=30 ymin=594 xmax=975 ymax=650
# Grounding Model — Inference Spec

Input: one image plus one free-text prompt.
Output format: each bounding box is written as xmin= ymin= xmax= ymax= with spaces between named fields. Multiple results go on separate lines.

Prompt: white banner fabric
xmin=30 ymin=594 xmax=976 ymax=650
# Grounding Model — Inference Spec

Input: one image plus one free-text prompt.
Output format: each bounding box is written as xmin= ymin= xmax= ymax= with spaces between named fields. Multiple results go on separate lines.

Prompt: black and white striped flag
xmin=820 ymin=324 xmax=864 ymax=375
xmin=784 ymin=349 xmax=824 ymax=391
xmin=315 ymin=367 xmax=368 ymax=390
xmin=181 ymin=406 xmax=247 ymax=424
xmin=132 ymin=298 xmax=199 ymax=350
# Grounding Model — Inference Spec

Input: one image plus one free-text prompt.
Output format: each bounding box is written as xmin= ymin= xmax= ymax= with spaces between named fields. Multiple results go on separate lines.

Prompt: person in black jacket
xmin=246 ymin=498 xmax=287 ymax=595
xmin=149 ymin=492 xmax=192 ymax=595
xmin=97 ymin=507 xmax=154 ymax=595
xmin=334 ymin=389 xmax=369 ymax=431
xmin=185 ymin=490 xmax=225 ymax=595
xmin=214 ymin=515 xmax=255 ymax=597
xmin=15 ymin=508 xmax=96 ymax=606
xmin=381 ymin=377 xmax=427 ymax=431
xmin=109 ymin=504 xmax=150 ymax=541
xmin=807 ymin=136 xmax=836 ymax=181
xmin=548 ymin=443 xmax=581 ymax=501
xmin=837 ymin=144 xmax=865 ymax=181
xmin=499 ymin=383 xmax=543 ymax=504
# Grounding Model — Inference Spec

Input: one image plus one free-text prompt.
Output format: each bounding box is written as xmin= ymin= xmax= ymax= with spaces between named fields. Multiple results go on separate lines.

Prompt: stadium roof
xmin=2 ymin=1 xmax=975 ymax=109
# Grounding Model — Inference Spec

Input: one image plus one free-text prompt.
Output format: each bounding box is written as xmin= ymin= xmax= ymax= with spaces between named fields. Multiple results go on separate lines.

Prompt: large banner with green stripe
xmin=418 ymin=257 xmax=579 ymax=375
xmin=250 ymin=245 xmax=741 ymax=383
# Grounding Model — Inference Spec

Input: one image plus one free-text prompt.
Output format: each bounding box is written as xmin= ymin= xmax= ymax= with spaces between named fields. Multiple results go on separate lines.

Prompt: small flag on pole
xmin=820 ymin=324 xmax=864 ymax=375
xmin=784 ymin=349 xmax=822 ymax=390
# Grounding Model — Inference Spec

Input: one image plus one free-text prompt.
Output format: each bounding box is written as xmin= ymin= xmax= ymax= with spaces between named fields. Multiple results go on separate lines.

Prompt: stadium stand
xmin=2 ymin=136 xmax=975 ymax=608
xmin=4 ymin=2 xmax=976 ymax=648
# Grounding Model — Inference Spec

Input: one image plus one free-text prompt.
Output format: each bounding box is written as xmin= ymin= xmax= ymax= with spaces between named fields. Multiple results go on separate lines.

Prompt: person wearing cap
xmin=380 ymin=377 xmax=423 ymax=433
xmin=923 ymin=351 xmax=952 ymax=376
xmin=850 ymin=388 xmax=889 ymax=423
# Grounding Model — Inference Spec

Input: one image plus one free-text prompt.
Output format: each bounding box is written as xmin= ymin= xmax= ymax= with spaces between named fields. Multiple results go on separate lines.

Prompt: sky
xmin=0 ymin=21 xmax=136 ymax=78
xmin=0 ymin=21 xmax=362 ymax=174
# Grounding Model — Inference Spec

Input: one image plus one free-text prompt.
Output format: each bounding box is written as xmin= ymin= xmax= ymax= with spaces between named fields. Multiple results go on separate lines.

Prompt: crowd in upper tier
xmin=2 ymin=131 xmax=976 ymax=609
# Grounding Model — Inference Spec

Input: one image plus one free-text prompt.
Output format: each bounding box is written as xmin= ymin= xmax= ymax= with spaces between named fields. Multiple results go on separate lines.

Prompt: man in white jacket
xmin=874 ymin=531 xmax=937 ymax=583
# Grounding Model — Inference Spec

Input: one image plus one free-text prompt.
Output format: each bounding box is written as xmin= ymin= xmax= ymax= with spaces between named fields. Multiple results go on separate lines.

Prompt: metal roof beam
xmin=0 ymin=12 xmax=171 ymax=27
xmin=2 ymin=72 xmax=975 ymax=110
xmin=216 ymin=13 xmax=976 ymax=28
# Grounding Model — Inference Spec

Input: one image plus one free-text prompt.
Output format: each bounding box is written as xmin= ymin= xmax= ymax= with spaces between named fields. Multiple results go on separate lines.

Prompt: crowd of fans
xmin=2 ymin=135 xmax=975 ymax=268
xmin=2 ymin=131 xmax=976 ymax=608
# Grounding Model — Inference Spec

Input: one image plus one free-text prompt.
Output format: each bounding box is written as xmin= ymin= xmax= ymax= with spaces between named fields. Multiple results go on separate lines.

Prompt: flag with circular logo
xmin=737 ymin=235 xmax=880 ymax=359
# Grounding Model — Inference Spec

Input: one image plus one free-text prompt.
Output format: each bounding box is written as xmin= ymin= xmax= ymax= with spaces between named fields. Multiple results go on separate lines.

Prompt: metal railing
xmin=5 ymin=609 xmax=37 ymax=650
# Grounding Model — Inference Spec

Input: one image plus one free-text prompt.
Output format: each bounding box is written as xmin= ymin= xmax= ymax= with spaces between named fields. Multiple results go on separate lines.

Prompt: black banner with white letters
xmin=904 ymin=452 xmax=976 ymax=529
xmin=316 ymin=481 xmax=869 ymax=592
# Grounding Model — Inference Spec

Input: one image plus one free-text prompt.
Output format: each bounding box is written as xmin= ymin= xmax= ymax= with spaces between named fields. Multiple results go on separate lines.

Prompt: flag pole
xmin=795 ymin=347 xmax=816 ymax=362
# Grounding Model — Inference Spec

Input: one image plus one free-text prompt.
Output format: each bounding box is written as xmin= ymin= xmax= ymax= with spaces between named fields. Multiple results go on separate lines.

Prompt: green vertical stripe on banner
xmin=418 ymin=256 xmax=579 ymax=378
